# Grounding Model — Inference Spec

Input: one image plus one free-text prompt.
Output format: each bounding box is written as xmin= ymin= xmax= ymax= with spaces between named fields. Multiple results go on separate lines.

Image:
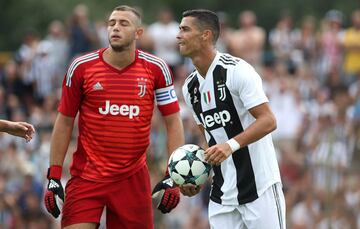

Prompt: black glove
xmin=44 ymin=165 xmax=64 ymax=218
xmin=152 ymin=172 xmax=180 ymax=213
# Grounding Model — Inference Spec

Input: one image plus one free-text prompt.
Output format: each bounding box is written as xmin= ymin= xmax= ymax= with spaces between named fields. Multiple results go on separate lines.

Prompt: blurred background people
xmin=147 ymin=7 xmax=181 ymax=73
xmin=0 ymin=3 xmax=359 ymax=228
xmin=228 ymin=10 xmax=266 ymax=69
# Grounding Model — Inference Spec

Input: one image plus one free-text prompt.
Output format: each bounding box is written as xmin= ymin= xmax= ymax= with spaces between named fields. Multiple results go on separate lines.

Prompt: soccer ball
xmin=168 ymin=144 xmax=212 ymax=185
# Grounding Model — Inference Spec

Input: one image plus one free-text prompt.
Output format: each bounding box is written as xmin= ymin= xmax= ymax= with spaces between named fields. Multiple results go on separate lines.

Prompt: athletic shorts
xmin=208 ymin=182 xmax=286 ymax=229
xmin=61 ymin=165 xmax=153 ymax=229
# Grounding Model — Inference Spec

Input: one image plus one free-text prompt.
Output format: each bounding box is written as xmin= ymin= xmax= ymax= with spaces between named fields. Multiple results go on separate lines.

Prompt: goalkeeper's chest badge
xmin=137 ymin=77 xmax=147 ymax=97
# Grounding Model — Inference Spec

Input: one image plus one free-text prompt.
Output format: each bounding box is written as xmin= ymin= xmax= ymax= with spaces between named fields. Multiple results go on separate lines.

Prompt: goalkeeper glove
xmin=152 ymin=171 xmax=180 ymax=213
xmin=44 ymin=165 xmax=64 ymax=218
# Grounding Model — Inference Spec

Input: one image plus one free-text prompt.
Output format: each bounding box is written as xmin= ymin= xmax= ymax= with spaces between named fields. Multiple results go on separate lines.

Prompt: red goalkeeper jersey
xmin=58 ymin=48 xmax=180 ymax=182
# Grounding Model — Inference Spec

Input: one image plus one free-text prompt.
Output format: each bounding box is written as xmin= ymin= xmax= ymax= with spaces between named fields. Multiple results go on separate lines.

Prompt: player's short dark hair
xmin=113 ymin=5 xmax=142 ymax=25
xmin=182 ymin=9 xmax=220 ymax=44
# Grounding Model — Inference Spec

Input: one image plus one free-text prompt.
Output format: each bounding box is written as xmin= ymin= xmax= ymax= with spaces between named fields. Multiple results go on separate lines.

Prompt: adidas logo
xmin=49 ymin=180 xmax=59 ymax=189
xmin=163 ymin=178 xmax=173 ymax=187
xmin=93 ymin=82 xmax=103 ymax=90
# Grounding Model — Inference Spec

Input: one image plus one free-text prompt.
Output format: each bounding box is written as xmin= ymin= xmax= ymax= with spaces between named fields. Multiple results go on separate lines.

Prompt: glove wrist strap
xmin=47 ymin=165 xmax=62 ymax=179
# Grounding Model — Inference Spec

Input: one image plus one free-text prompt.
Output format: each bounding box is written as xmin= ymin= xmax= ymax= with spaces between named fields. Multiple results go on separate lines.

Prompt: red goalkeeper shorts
xmin=61 ymin=165 xmax=153 ymax=228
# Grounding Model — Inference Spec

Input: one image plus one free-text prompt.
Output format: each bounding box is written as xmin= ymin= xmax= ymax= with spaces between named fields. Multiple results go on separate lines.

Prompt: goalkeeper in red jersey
xmin=44 ymin=5 xmax=184 ymax=229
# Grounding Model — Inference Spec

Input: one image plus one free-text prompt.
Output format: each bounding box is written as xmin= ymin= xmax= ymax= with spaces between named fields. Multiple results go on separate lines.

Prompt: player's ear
xmin=202 ymin=30 xmax=212 ymax=42
xmin=135 ymin=26 xmax=144 ymax=40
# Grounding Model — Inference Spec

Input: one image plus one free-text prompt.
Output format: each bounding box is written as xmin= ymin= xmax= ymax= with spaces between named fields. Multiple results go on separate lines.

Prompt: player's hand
xmin=180 ymin=184 xmax=201 ymax=197
xmin=4 ymin=121 xmax=35 ymax=142
xmin=44 ymin=166 xmax=64 ymax=218
xmin=152 ymin=173 xmax=180 ymax=214
xmin=204 ymin=143 xmax=232 ymax=165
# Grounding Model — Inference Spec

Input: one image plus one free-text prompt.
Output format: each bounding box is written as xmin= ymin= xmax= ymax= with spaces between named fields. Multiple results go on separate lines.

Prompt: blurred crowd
xmin=0 ymin=4 xmax=359 ymax=229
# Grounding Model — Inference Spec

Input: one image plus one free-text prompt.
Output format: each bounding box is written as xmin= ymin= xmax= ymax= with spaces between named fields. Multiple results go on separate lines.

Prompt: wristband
xmin=47 ymin=165 xmax=62 ymax=179
xmin=226 ymin=138 xmax=241 ymax=153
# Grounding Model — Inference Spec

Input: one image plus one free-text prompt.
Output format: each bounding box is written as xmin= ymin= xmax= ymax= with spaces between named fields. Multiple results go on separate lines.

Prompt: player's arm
xmin=163 ymin=112 xmax=185 ymax=156
xmin=197 ymin=125 xmax=205 ymax=135
xmin=151 ymin=57 xmax=185 ymax=213
xmin=45 ymin=59 xmax=82 ymax=218
xmin=50 ymin=113 xmax=75 ymax=167
xmin=205 ymin=102 xmax=276 ymax=165
xmin=44 ymin=112 xmax=75 ymax=218
xmin=196 ymin=125 xmax=209 ymax=149
xmin=205 ymin=62 xmax=275 ymax=165
xmin=152 ymin=112 xmax=184 ymax=213
xmin=234 ymin=102 xmax=276 ymax=147
xmin=0 ymin=119 xmax=35 ymax=141
xmin=49 ymin=56 xmax=82 ymax=167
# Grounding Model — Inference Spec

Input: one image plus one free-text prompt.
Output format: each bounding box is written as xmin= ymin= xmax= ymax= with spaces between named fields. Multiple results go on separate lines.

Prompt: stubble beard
xmin=109 ymin=40 xmax=132 ymax=52
xmin=179 ymin=47 xmax=191 ymax=58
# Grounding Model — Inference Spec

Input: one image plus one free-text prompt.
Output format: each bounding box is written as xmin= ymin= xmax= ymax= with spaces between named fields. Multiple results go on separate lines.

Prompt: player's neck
xmin=192 ymin=48 xmax=217 ymax=78
xmin=103 ymin=47 xmax=136 ymax=70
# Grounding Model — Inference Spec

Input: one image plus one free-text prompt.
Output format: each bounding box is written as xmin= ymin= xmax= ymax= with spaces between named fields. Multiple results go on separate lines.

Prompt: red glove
xmin=152 ymin=171 xmax=180 ymax=213
xmin=44 ymin=165 xmax=64 ymax=218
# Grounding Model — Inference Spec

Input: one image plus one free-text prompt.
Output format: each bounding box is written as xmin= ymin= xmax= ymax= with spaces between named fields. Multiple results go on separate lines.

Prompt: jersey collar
xmin=99 ymin=48 xmax=139 ymax=74
xmin=196 ymin=51 xmax=221 ymax=82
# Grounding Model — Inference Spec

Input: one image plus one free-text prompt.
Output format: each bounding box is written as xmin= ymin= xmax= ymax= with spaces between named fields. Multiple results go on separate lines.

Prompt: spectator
xmin=228 ymin=10 xmax=266 ymax=69
xmin=148 ymin=7 xmax=181 ymax=72
xmin=316 ymin=10 xmax=344 ymax=84
xmin=269 ymin=12 xmax=296 ymax=67
xmin=68 ymin=4 xmax=99 ymax=60
xmin=292 ymin=16 xmax=318 ymax=67
xmin=342 ymin=9 xmax=360 ymax=85
xmin=44 ymin=20 xmax=69 ymax=89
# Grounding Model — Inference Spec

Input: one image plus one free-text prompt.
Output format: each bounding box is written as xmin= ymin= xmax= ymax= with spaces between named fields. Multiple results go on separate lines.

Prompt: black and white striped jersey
xmin=182 ymin=52 xmax=281 ymax=205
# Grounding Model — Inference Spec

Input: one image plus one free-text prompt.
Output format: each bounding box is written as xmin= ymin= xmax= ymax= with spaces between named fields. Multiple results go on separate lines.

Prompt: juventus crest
xmin=217 ymin=83 xmax=226 ymax=101
xmin=137 ymin=77 xmax=147 ymax=97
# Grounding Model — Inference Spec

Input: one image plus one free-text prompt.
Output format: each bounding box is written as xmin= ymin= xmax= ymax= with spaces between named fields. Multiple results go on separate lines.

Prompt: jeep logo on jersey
xmin=200 ymin=110 xmax=231 ymax=129
xmin=99 ymin=100 xmax=140 ymax=119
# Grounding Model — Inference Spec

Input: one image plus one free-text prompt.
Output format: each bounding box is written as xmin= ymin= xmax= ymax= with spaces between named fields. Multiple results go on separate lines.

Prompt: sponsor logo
xmin=99 ymin=100 xmax=140 ymax=119
xmin=192 ymin=87 xmax=199 ymax=104
xmin=200 ymin=110 xmax=231 ymax=128
xmin=93 ymin=82 xmax=103 ymax=90
xmin=49 ymin=180 xmax=59 ymax=189
xmin=163 ymin=178 xmax=174 ymax=186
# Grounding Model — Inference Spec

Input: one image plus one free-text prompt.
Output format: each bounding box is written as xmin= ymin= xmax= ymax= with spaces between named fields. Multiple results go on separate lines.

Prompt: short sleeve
xmin=230 ymin=62 xmax=268 ymax=110
xmin=58 ymin=68 xmax=83 ymax=117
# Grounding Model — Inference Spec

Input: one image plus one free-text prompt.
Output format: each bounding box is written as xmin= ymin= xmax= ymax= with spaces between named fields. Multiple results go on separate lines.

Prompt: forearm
xmin=0 ymin=119 xmax=11 ymax=132
xmin=197 ymin=125 xmax=209 ymax=149
xmin=164 ymin=113 xmax=185 ymax=157
xmin=233 ymin=114 xmax=276 ymax=148
xmin=50 ymin=114 xmax=74 ymax=166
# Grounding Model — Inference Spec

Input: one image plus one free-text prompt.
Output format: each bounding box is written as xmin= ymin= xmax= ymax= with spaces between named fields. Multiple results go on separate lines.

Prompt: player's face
xmin=177 ymin=17 xmax=204 ymax=57
xmin=107 ymin=10 xmax=143 ymax=52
